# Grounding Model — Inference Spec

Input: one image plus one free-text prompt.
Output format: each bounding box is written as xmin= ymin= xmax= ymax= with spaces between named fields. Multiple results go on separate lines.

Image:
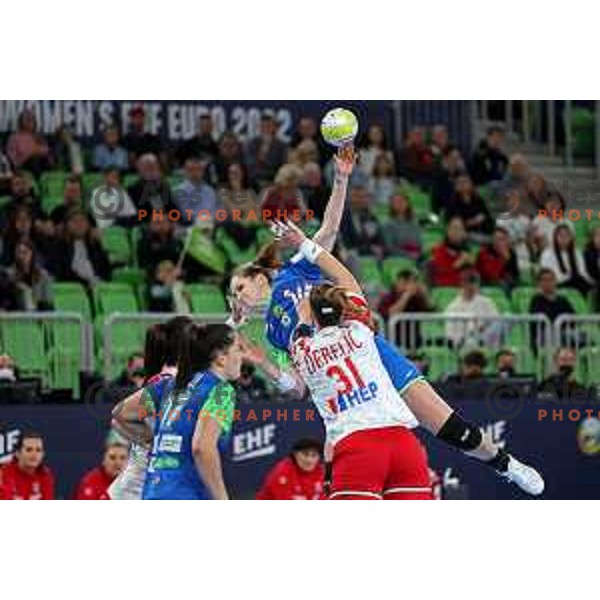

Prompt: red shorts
xmin=329 ymin=426 xmax=432 ymax=500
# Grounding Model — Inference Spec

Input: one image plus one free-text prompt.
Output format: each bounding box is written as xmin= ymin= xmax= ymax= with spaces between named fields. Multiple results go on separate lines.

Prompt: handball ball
xmin=320 ymin=108 xmax=359 ymax=147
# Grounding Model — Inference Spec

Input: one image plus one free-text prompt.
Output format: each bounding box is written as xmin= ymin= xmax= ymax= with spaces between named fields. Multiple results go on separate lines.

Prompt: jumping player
xmin=265 ymin=220 xmax=545 ymax=497
xmin=109 ymin=316 xmax=192 ymax=500
xmin=142 ymin=323 xmax=243 ymax=500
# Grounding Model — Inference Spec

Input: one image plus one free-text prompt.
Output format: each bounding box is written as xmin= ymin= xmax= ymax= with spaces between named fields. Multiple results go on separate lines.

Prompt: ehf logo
xmin=0 ymin=428 xmax=21 ymax=464
xmin=232 ymin=424 xmax=276 ymax=462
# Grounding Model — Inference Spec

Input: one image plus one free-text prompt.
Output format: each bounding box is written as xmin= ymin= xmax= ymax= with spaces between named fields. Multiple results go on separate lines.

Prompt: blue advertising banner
xmin=2 ymin=396 xmax=596 ymax=499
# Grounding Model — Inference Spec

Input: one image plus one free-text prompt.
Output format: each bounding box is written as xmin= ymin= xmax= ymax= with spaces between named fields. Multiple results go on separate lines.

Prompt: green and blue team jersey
xmin=142 ymin=370 xmax=236 ymax=500
xmin=265 ymin=253 xmax=422 ymax=392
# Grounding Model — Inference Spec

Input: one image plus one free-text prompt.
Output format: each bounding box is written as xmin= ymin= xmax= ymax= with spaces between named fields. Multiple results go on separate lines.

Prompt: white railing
xmin=387 ymin=313 xmax=553 ymax=380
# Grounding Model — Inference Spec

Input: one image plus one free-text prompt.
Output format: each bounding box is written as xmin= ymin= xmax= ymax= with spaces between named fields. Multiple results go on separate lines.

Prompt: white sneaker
xmin=502 ymin=456 xmax=545 ymax=496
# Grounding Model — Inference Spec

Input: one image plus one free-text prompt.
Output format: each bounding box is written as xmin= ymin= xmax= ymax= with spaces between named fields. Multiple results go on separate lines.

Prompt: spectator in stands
xmin=367 ymin=153 xmax=396 ymax=206
xmin=5 ymin=170 xmax=42 ymax=219
xmin=0 ymin=354 xmax=18 ymax=381
xmin=378 ymin=269 xmax=432 ymax=348
xmin=175 ymin=114 xmax=219 ymax=167
xmin=431 ymin=148 xmax=466 ymax=213
xmin=50 ymin=174 xmax=86 ymax=226
xmin=173 ymin=156 xmax=219 ymax=226
xmin=540 ymin=224 xmax=593 ymax=295
xmin=51 ymin=125 xmax=84 ymax=175
xmin=219 ymin=162 xmax=259 ymax=222
xmin=288 ymin=139 xmax=320 ymax=170
xmin=458 ymin=350 xmax=487 ymax=380
xmin=445 ymin=174 xmax=494 ymax=238
xmin=525 ymin=172 xmax=550 ymax=212
xmin=495 ymin=349 xmax=518 ymax=379
xmin=397 ymin=126 xmax=434 ymax=185
xmin=0 ymin=269 xmax=19 ymax=310
xmin=245 ymin=113 xmax=288 ymax=186
xmin=54 ymin=209 xmax=111 ymax=286
xmin=214 ymin=130 xmax=244 ymax=183
xmin=1 ymin=204 xmax=35 ymax=265
xmin=538 ymin=347 xmax=588 ymax=399
xmin=137 ymin=217 xmax=181 ymax=276
xmin=500 ymin=188 xmax=535 ymax=272
xmin=261 ymin=164 xmax=306 ymax=215
xmin=0 ymin=144 xmax=13 ymax=196
xmin=0 ymin=431 xmax=55 ymax=500
xmin=341 ymin=184 xmax=384 ymax=258
xmin=469 ymin=125 xmax=508 ymax=185
xmin=148 ymin=260 xmax=190 ymax=313
xmin=584 ymin=227 xmax=600 ymax=284
xmin=112 ymin=353 xmax=145 ymax=391
xmin=299 ymin=162 xmax=330 ymax=222
xmin=476 ymin=226 xmax=520 ymax=288
xmin=6 ymin=239 xmax=53 ymax=311
xmin=6 ymin=109 xmax=50 ymax=177
xmin=93 ymin=125 xmax=128 ymax=172
xmin=122 ymin=105 xmax=165 ymax=169
xmin=128 ymin=153 xmax=174 ymax=220
xmin=256 ymin=438 xmax=324 ymax=500
xmin=529 ymin=268 xmax=575 ymax=323
xmin=89 ymin=167 xmax=138 ymax=229
xmin=381 ymin=192 xmax=422 ymax=259
xmin=234 ymin=363 xmax=269 ymax=403
xmin=490 ymin=154 xmax=531 ymax=202
xmin=531 ymin=193 xmax=573 ymax=252
xmin=291 ymin=116 xmax=326 ymax=165
xmin=444 ymin=269 xmax=500 ymax=348
xmin=74 ymin=442 xmax=129 ymax=500
xmin=430 ymin=124 xmax=453 ymax=163
xmin=359 ymin=124 xmax=395 ymax=177
xmin=430 ymin=217 xmax=475 ymax=286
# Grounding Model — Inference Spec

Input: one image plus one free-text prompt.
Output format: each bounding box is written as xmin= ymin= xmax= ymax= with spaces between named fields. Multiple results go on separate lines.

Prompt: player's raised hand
xmin=270 ymin=219 xmax=306 ymax=248
xmin=238 ymin=334 xmax=268 ymax=366
xmin=333 ymin=144 xmax=356 ymax=178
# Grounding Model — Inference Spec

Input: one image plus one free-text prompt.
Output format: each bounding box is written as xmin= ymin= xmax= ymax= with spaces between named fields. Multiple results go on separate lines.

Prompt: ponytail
xmin=309 ymin=283 xmax=374 ymax=329
xmin=233 ymin=240 xmax=282 ymax=283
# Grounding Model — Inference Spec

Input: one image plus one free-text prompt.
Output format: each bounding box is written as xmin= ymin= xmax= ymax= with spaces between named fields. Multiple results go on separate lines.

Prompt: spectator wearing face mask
xmin=256 ymin=438 xmax=324 ymax=500
xmin=538 ymin=347 xmax=588 ymax=399
xmin=0 ymin=431 xmax=55 ymax=500
xmin=495 ymin=349 xmax=519 ymax=379
xmin=74 ymin=442 xmax=129 ymax=500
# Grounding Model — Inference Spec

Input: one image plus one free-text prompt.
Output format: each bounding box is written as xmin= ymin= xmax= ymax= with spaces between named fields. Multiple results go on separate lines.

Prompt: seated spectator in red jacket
xmin=476 ymin=226 xmax=520 ymax=288
xmin=0 ymin=431 xmax=55 ymax=500
xmin=430 ymin=217 xmax=475 ymax=286
xmin=74 ymin=442 xmax=129 ymax=500
xmin=256 ymin=438 xmax=324 ymax=500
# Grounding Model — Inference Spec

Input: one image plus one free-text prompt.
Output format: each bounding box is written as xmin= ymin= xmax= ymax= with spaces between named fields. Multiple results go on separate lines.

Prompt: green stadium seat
xmin=94 ymin=282 xmax=139 ymax=316
xmin=48 ymin=320 xmax=82 ymax=395
xmin=422 ymin=229 xmax=444 ymax=256
xmin=83 ymin=173 xmax=103 ymax=192
xmin=122 ymin=174 xmax=138 ymax=188
xmin=40 ymin=171 xmax=67 ymax=197
xmin=214 ymin=228 xmax=257 ymax=267
xmin=52 ymin=282 xmax=92 ymax=321
xmin=382 ymin=256 xmax=417 ymax=287
xmin=358 ymin=256 xmax=383 ymax=288
xmin=561 ymin=288 xmax=588 ymax=315
xmin=101 ymin=227 xmax=131 ymax=266
xmin=42 ymin=195 xmax=64 ymax=214
xmin=431 ymin=287 xmax=459 ymax=311
xmin=422 ymin=346 xmax=458 ymax=382
xmin=187 ymin=283 xmax=227 ymax=314
xmin=404 ymin=184 xmax=431 ymax=216
xmin=511 ymin=286 xmax=536 ymax=313
xmin=0 ymin=320 xmax=48 ymax=382
xmin=0 ymin=195 xmax=10 ymax=211
xmin=480 ymin=287 xmax=511 ymax=313
xmin=112 ymin=267 xmax=147 ymax=288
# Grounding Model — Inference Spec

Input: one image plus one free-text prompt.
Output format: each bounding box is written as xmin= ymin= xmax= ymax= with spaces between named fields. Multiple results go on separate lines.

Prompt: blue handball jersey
xmin=265 ymin=253 xmax=422 ymax=393
xmin=266 ymin=253 xmax=322 ymax=351
xmin=142 ymin=370 xmax=236 ymax=500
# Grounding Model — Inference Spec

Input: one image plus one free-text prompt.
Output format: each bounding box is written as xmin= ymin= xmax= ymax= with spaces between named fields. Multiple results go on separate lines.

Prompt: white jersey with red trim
xmin=291 ymin=320 xmax=418 ymax=447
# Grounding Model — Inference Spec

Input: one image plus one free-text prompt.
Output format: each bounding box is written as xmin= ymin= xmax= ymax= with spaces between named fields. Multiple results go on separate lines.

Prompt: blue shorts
xmin=374 ymin=334 xmax=423 ymax=393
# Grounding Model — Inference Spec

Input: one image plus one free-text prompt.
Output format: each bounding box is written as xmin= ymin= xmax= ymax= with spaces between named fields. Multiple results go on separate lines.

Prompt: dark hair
xmin=16 ymin=430 xmax=43 ymax=451
xmin=487 ymin=125 xmax=505 ymax=136
xmin=396 ymin=268 xmax=416 ymax=281
xmin=163 ymin=316 xmax=194 ymax=367
xmin=14 ymin=238 xmax=42 ymax=285
xmin=495 ymin=348 xmax=515 ymax=361
xmin=233 ymin=241 xmax=282 ymax=284
xmin=291 ymin=437 xmax=323 ymax=456
xmin=175 ymin=323 xmax=236 ymax=391
xmin=389 ymin=193 xmax=413 ymax=221
xmin=537 ymin=268 xmax=556 ymax=282
xmin=552 ymin=224 xmax=578 ymax=276
xmin=143 ymin=324 xmax=169 ymax=381
xmin=462 ymin=350 xmax=487 ymax=369
xmin=309 ymin=283 xmax=373 ymax=329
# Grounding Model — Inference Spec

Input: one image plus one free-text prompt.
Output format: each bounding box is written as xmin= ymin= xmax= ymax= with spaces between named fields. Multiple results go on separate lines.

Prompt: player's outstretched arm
xmin=312 ymin=146 xmax=355 ymax=252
